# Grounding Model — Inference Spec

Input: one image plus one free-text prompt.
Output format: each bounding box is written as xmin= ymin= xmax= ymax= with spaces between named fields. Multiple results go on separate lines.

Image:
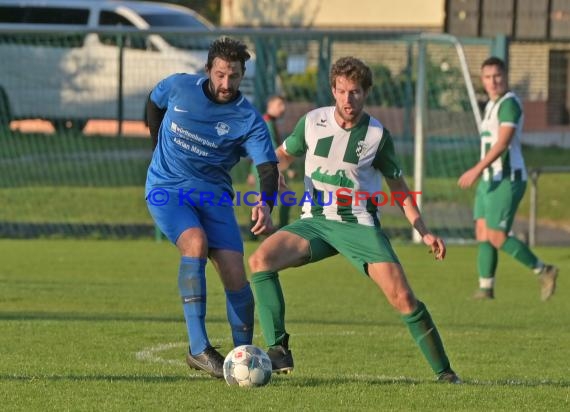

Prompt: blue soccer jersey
xmin=145 ymin=73 xmax=277 ymax=199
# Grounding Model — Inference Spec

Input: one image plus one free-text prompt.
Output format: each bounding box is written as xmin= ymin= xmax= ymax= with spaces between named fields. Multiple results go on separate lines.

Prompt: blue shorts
xmin=146 ymin=189 xmax=243 ymax=253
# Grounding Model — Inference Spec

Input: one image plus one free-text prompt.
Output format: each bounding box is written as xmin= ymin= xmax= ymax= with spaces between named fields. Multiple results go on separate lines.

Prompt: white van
xmin=0 ymin=0 xmax=252 ymax=132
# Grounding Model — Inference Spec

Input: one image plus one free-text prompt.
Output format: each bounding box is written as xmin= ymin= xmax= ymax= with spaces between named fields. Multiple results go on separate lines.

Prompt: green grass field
xmin=1 ymin=240 xmax=568 ymax=411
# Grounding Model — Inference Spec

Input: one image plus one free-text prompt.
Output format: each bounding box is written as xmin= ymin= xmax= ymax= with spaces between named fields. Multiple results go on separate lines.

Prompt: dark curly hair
xmin=206 ymin=37 xmax=251 ymax=74
xmin=329 ymin=57 xmax=373 ymax=91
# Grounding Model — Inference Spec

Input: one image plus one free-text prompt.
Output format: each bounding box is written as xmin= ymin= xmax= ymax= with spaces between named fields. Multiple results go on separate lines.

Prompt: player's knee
xmin=487 ymin=231 xmax=506 ymax=248
xmin=176 ymin=228 xmax=208 ymax=257
xmin=247 ymin=250 xmax=264 ymax=272
xmin=488 ymin=238 xmax=502 ymax=249
xmin=248 ymin=249 xmax=273 ymax=272
xmin=391 ymin=290 xmax=416 ymax=314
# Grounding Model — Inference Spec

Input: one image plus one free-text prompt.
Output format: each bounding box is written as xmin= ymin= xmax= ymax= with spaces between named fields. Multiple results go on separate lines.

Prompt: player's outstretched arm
xmin=385 ymin=176 xmax=446 ymax=260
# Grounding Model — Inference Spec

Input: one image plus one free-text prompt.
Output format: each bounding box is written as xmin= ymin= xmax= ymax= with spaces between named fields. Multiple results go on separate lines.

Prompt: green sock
xmin=500 ymin=236 xmax=539 ymax=270
xmin=251 ymin=271 xmax=286 ymax=347
xmin=402 ymin=301 xmax=451 ymax=375
xmin=477 ymin=241 xmax=497 ymax=289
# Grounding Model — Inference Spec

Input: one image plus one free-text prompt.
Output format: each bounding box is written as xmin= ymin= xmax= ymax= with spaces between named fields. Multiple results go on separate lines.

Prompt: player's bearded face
xmin=332 ymin=76 xmax=367 ymax=127
xmin=207 ymin=58 xmax=244 ymax=103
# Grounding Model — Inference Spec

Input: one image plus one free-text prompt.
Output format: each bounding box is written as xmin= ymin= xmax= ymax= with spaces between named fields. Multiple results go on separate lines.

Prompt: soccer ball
xmin=223 ymin=345 xmax=272 ymax=387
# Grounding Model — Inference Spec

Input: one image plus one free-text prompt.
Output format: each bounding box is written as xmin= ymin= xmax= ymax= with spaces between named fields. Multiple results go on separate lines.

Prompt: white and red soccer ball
xmin=223 ymin=345 xmax=272 ymax=387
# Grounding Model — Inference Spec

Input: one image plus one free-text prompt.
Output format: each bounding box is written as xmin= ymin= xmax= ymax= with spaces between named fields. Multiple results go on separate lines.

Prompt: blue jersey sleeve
xmin=150 ymin=73 xmax=180 ymax=109
xmin=242 ymin=116 xmax=278 ymax=165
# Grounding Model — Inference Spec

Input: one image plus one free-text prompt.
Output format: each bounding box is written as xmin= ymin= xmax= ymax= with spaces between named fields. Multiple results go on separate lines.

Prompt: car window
xmin=0 ymin=6 xmax=89 ymax=24
xmin=0 ymin=6 xmax=87 ymax=47
xmin=139 ymin=13 xmax=213 ymax=49
xmin=139 ymin=13 xmax=211 ymax=29
xmin=99 ymin=10 xmax=147 ymax=50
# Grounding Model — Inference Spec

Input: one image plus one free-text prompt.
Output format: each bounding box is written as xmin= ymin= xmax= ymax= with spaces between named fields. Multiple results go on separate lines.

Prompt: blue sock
xmin=225 ymin=283 xmax=254 ymax=346
xmin=178 ymin=256 xmax=209 ymax=355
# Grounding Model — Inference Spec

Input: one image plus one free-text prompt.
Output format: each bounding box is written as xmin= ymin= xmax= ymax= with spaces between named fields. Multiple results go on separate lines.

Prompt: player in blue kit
xmin=145 ymin=37 xmax=279 ymax=378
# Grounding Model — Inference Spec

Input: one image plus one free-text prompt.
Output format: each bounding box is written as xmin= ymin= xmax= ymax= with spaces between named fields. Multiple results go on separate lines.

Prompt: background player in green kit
xmin=248 ymin=56 xmax=461 ymax=383
xmin=458 ymin=57 xmax=558 ymax=301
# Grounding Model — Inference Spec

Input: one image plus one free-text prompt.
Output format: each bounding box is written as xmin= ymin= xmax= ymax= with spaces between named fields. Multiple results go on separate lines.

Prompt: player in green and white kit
xmin=248 ymin=57 xmax=461 ymax=383
xmin=458 ymin=57 xmax=558 ymax=301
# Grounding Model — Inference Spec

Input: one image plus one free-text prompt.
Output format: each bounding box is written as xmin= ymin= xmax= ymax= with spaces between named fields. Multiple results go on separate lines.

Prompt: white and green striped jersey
xmin=283 ymin=106 xmax=402 ymax=226
xmin=480 ymin=91 xmax=527 ymax=181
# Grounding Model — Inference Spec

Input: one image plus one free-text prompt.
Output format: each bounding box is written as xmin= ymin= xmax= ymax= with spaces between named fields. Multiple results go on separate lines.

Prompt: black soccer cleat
xmin=437 ymin=370 xmax=462 ymax=384
xmin=267 ymin=333 xmax=294 ymax=374
xmin=185 ymin=346 xmax=225 ymax=379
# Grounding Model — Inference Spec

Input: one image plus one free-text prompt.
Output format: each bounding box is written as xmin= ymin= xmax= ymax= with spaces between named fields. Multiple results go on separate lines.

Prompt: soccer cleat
xmin=538 ymin=265 xmax=559 ymax=301
xmin=185 ymin=346 xmax=225 ymax=379
xmin=437 ymin=370 xmax=462 ymax=384
xmin=472 ymin=288 xmax=494 ymax=300
xmin=267 ymin=333 xmax=294 ymax=374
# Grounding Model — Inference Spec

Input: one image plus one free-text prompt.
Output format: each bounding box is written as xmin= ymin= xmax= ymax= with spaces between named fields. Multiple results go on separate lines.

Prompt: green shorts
xmin=473 ymin=179 xmax=526 ymax=232
xmin=281 ymin=218 xmax=400 ymax=276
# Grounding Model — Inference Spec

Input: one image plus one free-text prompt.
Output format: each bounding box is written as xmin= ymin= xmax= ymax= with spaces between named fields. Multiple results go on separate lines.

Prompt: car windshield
xmin=140 ymin=13 xmax=213 ymax=49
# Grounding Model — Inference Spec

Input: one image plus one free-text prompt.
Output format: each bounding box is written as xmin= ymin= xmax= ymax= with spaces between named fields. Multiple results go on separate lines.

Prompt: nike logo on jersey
xmin=174 ymin=105 xmax=189 ymax=113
